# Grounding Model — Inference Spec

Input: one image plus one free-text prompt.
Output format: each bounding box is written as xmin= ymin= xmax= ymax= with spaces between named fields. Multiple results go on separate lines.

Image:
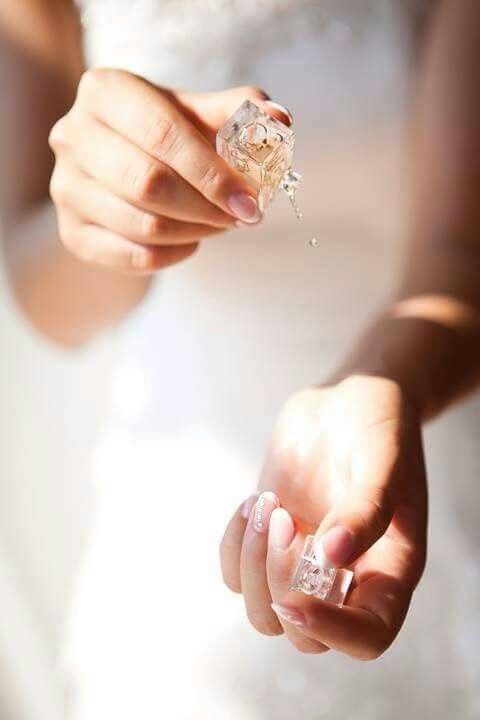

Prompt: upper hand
xmin=49 ymin=70 xmax=286 ymax=273
xmin=220 ymin=376 xmax=427 ymax=659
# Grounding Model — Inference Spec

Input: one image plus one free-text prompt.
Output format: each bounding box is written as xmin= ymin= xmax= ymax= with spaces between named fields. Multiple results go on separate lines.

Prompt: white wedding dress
xmin=2 ymin=1 xmax=480 ymax=718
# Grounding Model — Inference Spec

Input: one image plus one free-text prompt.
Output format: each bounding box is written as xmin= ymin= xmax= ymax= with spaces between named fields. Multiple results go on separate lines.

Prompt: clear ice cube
xmin=216 ymin=100 xmax=296 ymax=211
xmin=290 ymin=535 xmax=353 ymax=607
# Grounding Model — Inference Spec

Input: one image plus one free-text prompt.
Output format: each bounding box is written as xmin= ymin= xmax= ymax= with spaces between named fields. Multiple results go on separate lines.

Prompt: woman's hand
xmin=49 ymin=70 xmax=285 ymax=273
xmin=220 ymin=376 xmax=427 ymax=659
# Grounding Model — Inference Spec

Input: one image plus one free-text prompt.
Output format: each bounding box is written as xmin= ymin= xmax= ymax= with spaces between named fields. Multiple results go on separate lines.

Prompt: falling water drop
xmin=281 ymin=169 xmax=303 ymax=220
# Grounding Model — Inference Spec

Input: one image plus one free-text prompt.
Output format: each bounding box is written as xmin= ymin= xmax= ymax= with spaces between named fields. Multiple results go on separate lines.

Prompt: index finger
xmin=284 ymin=571 xmax=412 ymax=660
xmin=78 ymin=69 xmax=262 ymax=223
xmin=275 ymin=533 xmax=419 ymax=660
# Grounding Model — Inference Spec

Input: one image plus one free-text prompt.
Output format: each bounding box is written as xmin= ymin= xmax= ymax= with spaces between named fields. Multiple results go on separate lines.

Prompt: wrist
xmin=326 ymin=311 xmax=452 ymax=423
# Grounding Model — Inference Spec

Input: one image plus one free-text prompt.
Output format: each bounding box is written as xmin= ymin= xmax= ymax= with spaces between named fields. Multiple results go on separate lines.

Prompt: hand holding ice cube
xmin=220 ymin=376 xmax=427 ymax=659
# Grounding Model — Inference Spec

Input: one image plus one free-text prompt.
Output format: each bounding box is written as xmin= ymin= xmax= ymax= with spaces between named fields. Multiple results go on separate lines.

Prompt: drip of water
xmin=281 ymin=169 xmax=303 ymax=220
xmin=280 ymin=169 xmax=318 ymax=247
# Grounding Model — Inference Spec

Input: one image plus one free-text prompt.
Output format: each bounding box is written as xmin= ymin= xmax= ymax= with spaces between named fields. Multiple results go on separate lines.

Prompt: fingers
xmin=57 ymin=116 xmax=235 ymax=230
xmin=267 ymin=509 xmax=329 ymax=654
xmin=76 ymin=69 xmax=263 ymax=223
xmin=239 ymin=492 xmax=284 ymax=636
xmin=52 ymin=162 xmax=224 ymax=246
xmin=272 ymin=569 xmax=412 ymax=660
xmin=220 ymin=495 xmax=257 ymax=593
xmin=58 ymin=212 xmax=198 ymax=273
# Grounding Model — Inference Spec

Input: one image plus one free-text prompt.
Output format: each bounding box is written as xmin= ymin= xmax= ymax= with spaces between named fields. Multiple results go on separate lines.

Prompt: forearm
xmin=333 ymin=0 xmax=480 ymax=421
xmin=333 ymin=292 xmax=480 ymax=422
xmin=4 ymin=201 xmax=151 ymax=347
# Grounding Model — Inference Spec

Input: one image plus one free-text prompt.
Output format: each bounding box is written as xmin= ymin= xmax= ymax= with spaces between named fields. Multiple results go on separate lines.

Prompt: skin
xmin=221 ymin=0 xmax=480 ymax=658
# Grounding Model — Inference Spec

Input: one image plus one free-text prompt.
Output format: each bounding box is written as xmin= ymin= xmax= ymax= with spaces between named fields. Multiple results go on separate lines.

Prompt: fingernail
xmin=271 ymin=603 xmax=306 ymax=628
xmin=263 ymin=100 xmax=294 ymax=126
xmin=314 ymin=526 xmax=355 ymax=569
xmin=241 ymin=494 xmax=259 ymax=520
xmin=228 ymin=193 xmax=262 ymax=224
xmin=269 ymin=507 xmax=295 ymax=550
xmin=252 ymin=491 xmax=279 ymax=534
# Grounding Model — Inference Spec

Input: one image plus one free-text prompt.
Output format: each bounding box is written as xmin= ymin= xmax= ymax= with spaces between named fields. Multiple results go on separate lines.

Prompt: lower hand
xmin=220 ymin=376 xmax=427 ymax=659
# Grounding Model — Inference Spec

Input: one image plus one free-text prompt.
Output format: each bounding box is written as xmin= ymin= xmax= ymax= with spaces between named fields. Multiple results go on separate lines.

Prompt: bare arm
xmin=0 ymin=0 xmax=151 ymax=346
xmin=334 ymin=0 xmax=480 ymax=421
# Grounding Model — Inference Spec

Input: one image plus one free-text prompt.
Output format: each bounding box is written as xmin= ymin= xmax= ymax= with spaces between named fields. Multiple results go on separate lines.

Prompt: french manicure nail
xmin=314 ymin=526 xmax=355 ymax=569
xmin=269 ymin=507 xmax=295 ymax=550
xmin=241 ymin=494 xmax=259 ymax=520
xmin=228 ymin=193 xmax=262 ymax=224
xmin=271 ymin=603 xmax=306 ymax=628
xmin=252 ymin=491 xmax=279 ymax=533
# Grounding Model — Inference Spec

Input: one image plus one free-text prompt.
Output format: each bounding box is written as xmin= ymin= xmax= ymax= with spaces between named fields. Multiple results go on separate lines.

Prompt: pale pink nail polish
xmin=228 ymin=193 xmax=262 ymax=224
xmin=268 ymin=507 xmax=295 ymax=550
xmin=271 ymin=603 xmax=306 ymax=628
xmin=241 ymin=494 xmax=259 ymax=520
xmin=252 ymin=491 xmax=279 ymax=533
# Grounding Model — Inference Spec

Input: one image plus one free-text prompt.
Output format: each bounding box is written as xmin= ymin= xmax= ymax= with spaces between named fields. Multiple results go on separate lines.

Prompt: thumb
xmin=313 ymin=416 xmax=404 ymax=568
xmin=314 ymin=476 xmax=398 ymax=568
xmin=313 ymin=496 xmax=394 ymax=569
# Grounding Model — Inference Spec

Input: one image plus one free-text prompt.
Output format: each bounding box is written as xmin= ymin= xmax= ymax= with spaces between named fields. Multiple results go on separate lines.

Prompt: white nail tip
xmin=260 ymin=491 xmax=279 ymax=504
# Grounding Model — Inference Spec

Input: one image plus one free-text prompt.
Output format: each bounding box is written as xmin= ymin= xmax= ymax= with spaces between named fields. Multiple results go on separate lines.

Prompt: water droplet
xmin=307 ymin=237 xmax=319 ymax=248
xmin=281 ymin=169 xmax=303 ymax=220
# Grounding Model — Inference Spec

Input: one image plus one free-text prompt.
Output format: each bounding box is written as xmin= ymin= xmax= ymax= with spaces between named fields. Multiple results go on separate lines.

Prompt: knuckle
xmin=60 ymin=228 xmax=81 ymax=255
xmin=126 ymin=162 xmax=161 ymax=203
xmin=77 ymin=69 xmax=99 ymax=101
xmin=49 ymin=170 xmax=65 ymax=204
xmin=362 ymin=495 xmax=389 ymax=537
xmin=130 ymin=245 xmax=156 ymax=273
xmin=77 ymin=67 xmax=108 ymax=102
xmin=140 ymin=211 xmax=166 ymax=239
xmin=48 ymin=118 xmax=69 ymax=152
xmin=146 ymin=113 xmax=179 ymax=158
xmin=247 ymin=612 xmax=283 ymax=637
xmin=196 ymin=163 xmax=223 ymax=197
